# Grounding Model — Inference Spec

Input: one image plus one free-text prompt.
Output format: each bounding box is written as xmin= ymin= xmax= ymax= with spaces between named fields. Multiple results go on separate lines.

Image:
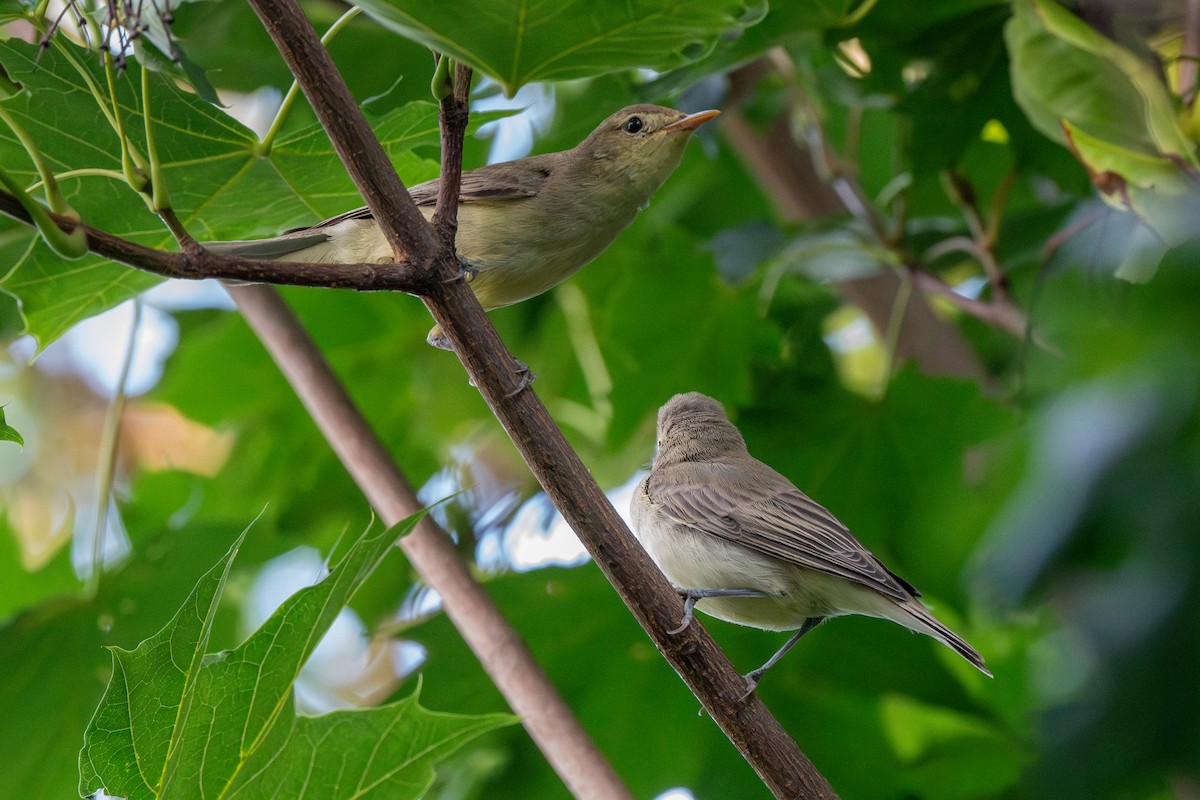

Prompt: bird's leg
xmin=425 ymin=258 xmax=534 ymax=395
xmin=740 ymin=616 xmax=826 ymax=699
xmin=668 ymin=588 xmax=768 ymax=635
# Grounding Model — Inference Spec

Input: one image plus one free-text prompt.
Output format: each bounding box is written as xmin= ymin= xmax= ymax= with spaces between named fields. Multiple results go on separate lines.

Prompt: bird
xmin=630 ymin=392 xmax=991 ymax=694
xmin=204 ymin=104 xmax=719 ymax=349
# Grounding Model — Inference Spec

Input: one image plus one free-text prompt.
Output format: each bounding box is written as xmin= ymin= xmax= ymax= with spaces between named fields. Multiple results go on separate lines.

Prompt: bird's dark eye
xmin=622 ymin=116 xmax=644 ymax=134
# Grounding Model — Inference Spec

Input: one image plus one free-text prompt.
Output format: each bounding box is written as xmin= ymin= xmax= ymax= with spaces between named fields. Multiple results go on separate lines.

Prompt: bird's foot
xmin=738 ymin=670 xmax=763 ymax=701
xmin=668 ymin=593 xmax=701 ymax=635
xmin=503 ymin=359 xmax=536 ymax=396
xmin=443 ymin=257 xmax=478 ymax=284
xmin=668 ymin=588 xmax=767 ymax=635
xmin=465 ymin=357 xmax=536 ymax=394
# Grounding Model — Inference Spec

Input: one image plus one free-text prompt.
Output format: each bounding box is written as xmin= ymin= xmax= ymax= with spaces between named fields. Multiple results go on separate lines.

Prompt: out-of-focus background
xmin=2 ymin=0 xmax=1199 ymax=797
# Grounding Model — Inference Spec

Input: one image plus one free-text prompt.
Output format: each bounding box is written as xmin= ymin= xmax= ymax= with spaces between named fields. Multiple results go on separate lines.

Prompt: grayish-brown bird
xmin=631 ymin=392 xmax=991 ymax=692
xmin=205 ymin=104 xmax=719 ymax=348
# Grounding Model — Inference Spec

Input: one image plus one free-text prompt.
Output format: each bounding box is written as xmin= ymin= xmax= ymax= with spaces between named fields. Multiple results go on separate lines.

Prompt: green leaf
xmin=1060 ymin=120 xmax=1200 ymax=279
xmin=0 ymin=405 xmax=20 ymax=447
xmin=79 ymin=527 xmax=246 ymax=800
xmin=1006 ymin=0 xmax=1197 ymax=163
xmin=637 ymin=0 xmax=862 ymax=97
xmin=1005 ymin=0 xmax=1200 ymax=283
xmin=0 ymin=38 xmax=443 ymax=350
xmin=79 ymin=512 xmax=513 ymax=800
xmin=352 ymin=0 xmax=768 ymax=96
xmin=0 ymin=524 xmax=245 ymax=800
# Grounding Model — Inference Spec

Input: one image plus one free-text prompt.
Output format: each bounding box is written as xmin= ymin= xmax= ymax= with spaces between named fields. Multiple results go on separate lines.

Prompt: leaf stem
xmin=0 ymin=166 xmax=86 ymax=258
xmin=103 ymin=51 xmax=148 ymax=192
xmin=0 ymin=104 xmax=77 ymax=218
xmin=141 ymin=63 xmax=170 ymax=210
xmin=840 ymin=0 xmax=880 ymax=27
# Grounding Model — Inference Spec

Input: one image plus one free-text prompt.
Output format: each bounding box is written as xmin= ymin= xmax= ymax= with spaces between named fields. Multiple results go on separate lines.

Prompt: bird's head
xmin=577 ymin=105 xmax=719 ymax=195
xmin=653 ymin=392 xmax=747 ymax=465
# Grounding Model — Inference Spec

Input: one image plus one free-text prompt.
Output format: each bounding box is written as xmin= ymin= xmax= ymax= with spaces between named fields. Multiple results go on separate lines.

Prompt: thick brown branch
xmin=247 ymin=0 xmax=436 ymax=264
xmin=243 ymin=0 xmax=838 ymax=797
xmin=0 ymin=190 xmax=435 ymax=292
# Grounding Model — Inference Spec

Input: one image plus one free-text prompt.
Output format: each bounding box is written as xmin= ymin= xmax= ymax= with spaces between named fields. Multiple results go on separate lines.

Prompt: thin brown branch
xmin=909 ymin=266 xmax=1029 ymax=338
xmin=246 ymin=0 xmax=436 ymax=265
xmin=431 ymin=58 xmax=471 ymax=248
xmin=243 ymin=0 xmax=838 ymax=796
xmin=943 ymin=169 xmax=1012 ymax=303
xmin=1041 ymin=208 xmax=1104 ymax=266
xmin=745 ymin=52 xmax=1027 ymax=350
xmin=0 ymin=189 xmax=435 ymax=292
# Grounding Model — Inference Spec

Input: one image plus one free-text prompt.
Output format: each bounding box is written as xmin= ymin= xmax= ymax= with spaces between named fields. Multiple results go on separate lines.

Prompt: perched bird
xmin=631 ymin=392 xmax=991 ymax=693
xmin=206 ymin=104 xmax=718 ymax=348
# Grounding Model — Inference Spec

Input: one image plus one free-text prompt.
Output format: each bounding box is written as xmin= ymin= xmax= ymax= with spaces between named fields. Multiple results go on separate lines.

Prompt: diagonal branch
xmin=242 ymin=0 xmax=838 ymax=797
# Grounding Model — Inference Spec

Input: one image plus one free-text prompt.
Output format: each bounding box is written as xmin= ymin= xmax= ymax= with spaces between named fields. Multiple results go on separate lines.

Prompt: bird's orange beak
xmin=661 ymin=109 xmax=720 ymax=133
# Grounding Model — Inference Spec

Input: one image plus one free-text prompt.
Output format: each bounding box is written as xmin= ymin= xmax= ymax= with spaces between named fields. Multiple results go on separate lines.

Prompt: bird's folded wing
xmin=302 ymin=160 xmax=554 ymax=231
xmin=647 ymin=464 xmax=916 ymax=600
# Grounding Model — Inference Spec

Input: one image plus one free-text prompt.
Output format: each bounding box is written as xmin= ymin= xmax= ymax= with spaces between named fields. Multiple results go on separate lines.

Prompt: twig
xmin=767 ymin=49 xmax=1025 ymax=346
xmin=1041 ymin=207 xmax=1104 ymax=266
xmin=242 ymin=0 xmax=838 ymax=796
xmin=431 ymin=57 xmax=471 ymax=249
xmin=734 ymin=55 xmax=982 ymax=379
xmin=908 ymin=266 xmax=1029 ymax=337
xmin=0 ymin=189 xmax=435 ymax=292
xmin=943 ymin=169 xmax=1012 ymax=304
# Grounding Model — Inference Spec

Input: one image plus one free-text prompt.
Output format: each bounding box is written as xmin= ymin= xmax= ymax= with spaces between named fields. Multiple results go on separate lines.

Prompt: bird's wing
xmin=646 ymin=462 xmax=917 ymax=600
xmin=417 ymin=160 xmax=553 ymax=204
xmin=301 ymin=159 xmax=555 ymax=230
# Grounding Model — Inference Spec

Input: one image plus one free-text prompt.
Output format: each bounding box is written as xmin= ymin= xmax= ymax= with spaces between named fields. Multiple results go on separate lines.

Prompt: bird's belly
xmin=634 ymin=511 xmax=834 ymax=631
xmin=456 ymin=202 xmax=634 ymax=309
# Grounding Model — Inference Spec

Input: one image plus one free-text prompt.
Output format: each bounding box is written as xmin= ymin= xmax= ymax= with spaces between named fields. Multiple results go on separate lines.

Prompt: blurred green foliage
xmin=1 ymin=0 xmax=1198 ymax=798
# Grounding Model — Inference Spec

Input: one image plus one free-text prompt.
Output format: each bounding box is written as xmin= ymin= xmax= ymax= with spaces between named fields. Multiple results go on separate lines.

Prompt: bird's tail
xmin=889 ymin=599 xmax=992 ymax=677
xmin=202 ymin=230 xmax=333 ymax=261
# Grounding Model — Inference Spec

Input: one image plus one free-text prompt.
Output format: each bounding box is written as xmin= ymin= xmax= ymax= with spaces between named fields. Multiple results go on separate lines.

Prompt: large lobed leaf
xmin=78 ymin=513 xmax=513 ymax=800
xmin=0 ymin=38 xmax=443 ymax=350
xmin=353 ymin=0 xmax=768 ymax=96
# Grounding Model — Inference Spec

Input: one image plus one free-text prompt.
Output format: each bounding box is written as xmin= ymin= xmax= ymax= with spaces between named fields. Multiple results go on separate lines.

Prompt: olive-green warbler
xmin=206 ymin=104 xmax=718 ymax=347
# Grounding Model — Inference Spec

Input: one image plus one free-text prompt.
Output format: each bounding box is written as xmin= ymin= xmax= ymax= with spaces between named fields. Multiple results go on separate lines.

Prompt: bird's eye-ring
xmin=622 ymin=116 xmax=644 ymax=134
